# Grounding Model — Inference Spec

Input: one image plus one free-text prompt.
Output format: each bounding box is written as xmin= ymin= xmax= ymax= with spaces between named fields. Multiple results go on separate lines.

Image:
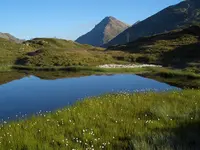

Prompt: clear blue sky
xmin=0 ymin=0 xmax=182 ymax=40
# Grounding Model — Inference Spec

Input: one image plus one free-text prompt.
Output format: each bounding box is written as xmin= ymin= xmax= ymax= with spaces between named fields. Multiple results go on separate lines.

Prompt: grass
xmin=0 ymin=65 xmax=13 ymax=72
xmin=16 ymin=38 xmax=119 ymax=67
xmin=0 ymin=38 xmax=34 ymax=66
xmin=17 ymin=48 xmax=115 ymax=67
xmin=11 ymin=65 xmax=152 ymax=74
xmin=0 ymin=37 xmax=122 ymax=68
xmin=1 ymin=26 xmax=200 ymax=74
xmin=0 ymin=90 xmax=200 ymax=149
xmin=1 ymin=26 xmax=200 ymax=73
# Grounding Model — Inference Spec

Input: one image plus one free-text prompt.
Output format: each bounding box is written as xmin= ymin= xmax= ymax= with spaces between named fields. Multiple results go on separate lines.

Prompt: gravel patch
xmin=99 ymin=64 xmax=162 ymax=68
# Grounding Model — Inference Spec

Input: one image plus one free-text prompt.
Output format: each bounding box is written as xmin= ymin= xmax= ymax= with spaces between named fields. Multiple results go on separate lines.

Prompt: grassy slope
xmin=1 ymin=26 xmax=200 ymax=72
xmin=16 ymin=38 xmax=119 ymax=67
xmin=0 ymin=38 xmax=33 ymax=66
xmin=2 ymin=26 xmax=200 ymax=71
xmin=0 ymin=37 xmax=122 ymax=69
xmin=108 ymin=26 xmax=200 ymax=70
xmin=0 ymin=90 xmax=200 ymax=149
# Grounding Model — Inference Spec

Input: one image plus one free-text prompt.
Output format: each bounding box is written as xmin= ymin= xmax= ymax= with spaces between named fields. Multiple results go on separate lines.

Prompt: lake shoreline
xmin=0 ymin=73 xmax=178 ymax=121
xmin=1 ymin=66 xmax=200 ymax=89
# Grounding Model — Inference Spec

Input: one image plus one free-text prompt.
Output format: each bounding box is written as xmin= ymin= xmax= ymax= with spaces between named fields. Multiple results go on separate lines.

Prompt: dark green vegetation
xmin=76 ymin=16 xmax=130 ymax=47
xmin=108 ymin=25 xmax=200 ymax=70
xmin=105 ymin=0 xmax=200 ymax=47
xmin=1 ymin=90 xmax=200 ymax=149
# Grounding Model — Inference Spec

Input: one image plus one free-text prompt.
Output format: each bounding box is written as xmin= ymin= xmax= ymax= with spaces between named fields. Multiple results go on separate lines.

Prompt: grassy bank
xmin=141 ymin=67 xmax=200 ymax=89
xmin=12 ymin=65 xmax=151 ymax=73
xmin=0 ymin=90 xmax=200 ymax=149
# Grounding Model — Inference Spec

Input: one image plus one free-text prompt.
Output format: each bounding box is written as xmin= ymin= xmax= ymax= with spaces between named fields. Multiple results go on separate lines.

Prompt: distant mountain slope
xmin=75 ymin=16 xmax=130 ymax=47
xmin=105 ymin=0 xmax=200 ymax=47
xmin=0 ymin=33 xmax=23 ymax=43
xmin=108 ymin=25 xmax=200 ymax=68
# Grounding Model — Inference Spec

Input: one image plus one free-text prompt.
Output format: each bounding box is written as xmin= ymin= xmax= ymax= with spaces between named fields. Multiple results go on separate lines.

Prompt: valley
xmin=0 ymin=0 xmax=200 ymax=149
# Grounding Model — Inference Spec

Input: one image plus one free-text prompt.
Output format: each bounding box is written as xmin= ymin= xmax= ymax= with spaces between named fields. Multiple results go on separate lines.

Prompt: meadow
xmin=0 ymin=90 xmax=200 ymax=149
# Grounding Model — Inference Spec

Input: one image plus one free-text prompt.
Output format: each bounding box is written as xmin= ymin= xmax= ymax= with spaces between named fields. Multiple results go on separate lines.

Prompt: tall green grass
xmin=0 ymin=90 xmax=200 ymax=149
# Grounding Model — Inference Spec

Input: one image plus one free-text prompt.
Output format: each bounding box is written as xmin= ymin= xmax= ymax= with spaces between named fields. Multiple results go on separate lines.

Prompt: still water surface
xmin=0 ymin=74 xmax=179 ymax=121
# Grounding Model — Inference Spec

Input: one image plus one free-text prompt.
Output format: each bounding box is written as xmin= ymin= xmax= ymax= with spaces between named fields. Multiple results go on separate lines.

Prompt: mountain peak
xmin=95 ymin=16 xmax=119 ymax=29
xmin=75 ymin=17 xmax=130 ymax=47
xmin=104 ymin=16 xmax=116 ymax=21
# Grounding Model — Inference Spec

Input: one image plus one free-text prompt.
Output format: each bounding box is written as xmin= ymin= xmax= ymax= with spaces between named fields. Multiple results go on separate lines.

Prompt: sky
xmin=0 ymin=0 xmax=182 ymax=40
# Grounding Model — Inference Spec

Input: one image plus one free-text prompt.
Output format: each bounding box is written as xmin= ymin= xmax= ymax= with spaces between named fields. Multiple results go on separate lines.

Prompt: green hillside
xmin=16 ymin=38 xmax=115 ymax=67
xmin=1 ymin=25 xmax=200 ymax=71
xmin=108 ymin=25 xmax=200 ymax=71
xmin=0 ymin=38 xmax=33 ymax=66
xmin=0 ymin=37 xmax=131 ymax=70
xmin=24 ymin=38 xmax=94 ymax=49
